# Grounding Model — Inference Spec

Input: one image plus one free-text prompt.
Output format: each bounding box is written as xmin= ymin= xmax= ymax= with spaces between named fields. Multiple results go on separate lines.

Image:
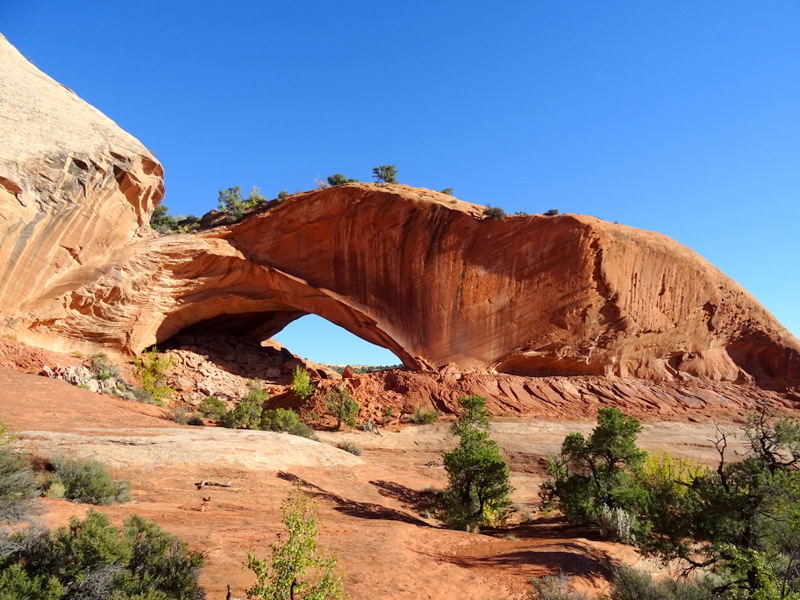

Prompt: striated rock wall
xmin=0 ymin=34 xmax=163 ymax=319
xmin=16 ymin=183 xmax=800 ymax=388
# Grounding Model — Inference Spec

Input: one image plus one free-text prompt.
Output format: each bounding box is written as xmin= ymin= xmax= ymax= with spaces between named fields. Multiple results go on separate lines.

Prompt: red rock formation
xmin=0 ymin=34 xmax=163 ymax=318
xmin=1 ymin=34 xmax=798 ymax=390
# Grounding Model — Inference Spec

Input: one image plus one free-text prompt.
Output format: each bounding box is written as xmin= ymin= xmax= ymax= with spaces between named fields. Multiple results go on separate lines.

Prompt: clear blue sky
xmin=3 ymin=2 xmax=799 ymax=365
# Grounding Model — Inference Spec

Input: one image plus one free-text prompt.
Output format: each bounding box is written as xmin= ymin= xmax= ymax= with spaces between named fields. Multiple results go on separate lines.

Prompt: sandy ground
xmin=0 ymin=366 xmax=753 ymax=599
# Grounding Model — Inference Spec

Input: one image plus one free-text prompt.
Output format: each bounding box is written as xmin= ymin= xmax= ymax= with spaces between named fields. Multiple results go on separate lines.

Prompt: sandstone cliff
xmin=1 ymin=35 xmax=798 ymax=389
xmin=0 ymin=34 xmax=163 ymax=317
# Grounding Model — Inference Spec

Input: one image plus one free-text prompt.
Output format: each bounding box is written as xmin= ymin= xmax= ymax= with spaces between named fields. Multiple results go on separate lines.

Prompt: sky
xmin=2 ymin=2 xmax=799 ymax=365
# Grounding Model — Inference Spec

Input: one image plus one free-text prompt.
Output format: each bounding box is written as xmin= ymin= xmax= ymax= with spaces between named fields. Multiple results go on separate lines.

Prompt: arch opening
xmin=273 ymin=314 xmax=402 ymax=368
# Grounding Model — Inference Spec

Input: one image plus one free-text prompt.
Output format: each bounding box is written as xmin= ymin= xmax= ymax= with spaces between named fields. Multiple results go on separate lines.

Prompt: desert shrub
xmin=223 ymin=380 xmax=269 ymax=429
xmin=167 ymin=406 xmax=190 ymax=425
xmin=408 ymin=404 xmax=439 ymax=425
xmin=530 ymin=573 xmax=589 ymax=600
xmin=291 ymin=366 xmax=315 ymax=400
xmin=337 ymin=441 xmax=363 ymax=456
xmin=223 ymin=397 xmax=263 ymax=430
xmin=540 ymin=407 xmax=648 ymax=538
xmin=597 ymin=505 xmax=636 ymax=543
xmin=0 ymin=509 xmax=204 ymax=600
xmin=441 ymin=396 xmax=512 ymax=532
xmin=326 ymin=386 xmax=359 ymax=430
xmin=48 ymin=456 xmax=131 ymax=505
xmin=277 ymin=190 xmax=290 ymax=199
xmin=439 ymin=187 xmax=454 ymax=195
xmin=544 ymin=208 xmax=560 ymax=216
xmin=382 ymin=406 xmax=394 ymax=424
xmin=327 ymin=173 xmax=359 ymax=186
xmin=89 ymin=354 xmax=122 ymax=381
xmin=131 ymin=350 xmax=174 ymax=406
xmin=371 ymin=164 xmax=398 ymax=184
xmin=514 ymin=211 xmax=529 ymax=216
xmin=0 ymin=422 xmax=38 ymax=524
xmin=362 ymin=420 xmax=376 ymax=433
xmin=150 ymin=204 xmax=179 ymax=233
xmin=610 ymin=566 xmax=711 ymax=600
xmin=187 ymin=415 xmax=205 ymax=426
xmin=261 ymin=408 xmax=318 ymax=441
xmin=198 ymin=395 xmax=227 ymax=420
xmin=247 ymin=487 xmax=346 ymax=600
xmin=483 ymin=205 xmax=506 ymax=220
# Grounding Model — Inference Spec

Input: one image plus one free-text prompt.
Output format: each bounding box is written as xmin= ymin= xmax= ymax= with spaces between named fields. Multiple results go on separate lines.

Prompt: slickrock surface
xmin=1 ymin=33 xmax=798 ymax=390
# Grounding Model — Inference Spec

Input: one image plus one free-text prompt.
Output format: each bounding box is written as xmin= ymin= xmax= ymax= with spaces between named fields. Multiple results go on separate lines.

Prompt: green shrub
xmin=0 ymin=422 xmax=38 ymax=523
xmin=187 ymin=415 xmax=205 ymax=426
xmin=131 ymin=350 xmax=174 ymax=406
xmin=325 ymin=386 xmax=359 ymax=430
xmin=222 ymin=380 xmax=269 ymax=429
xmin=0 ymin=510 xmax=204 ymax=600
xmin=371 ymin=164 xmax=398 ymax=184
xmin=441 ymin=396 xmax=512 ymax=532
xmin=247 ymin=488 xmax=346 ymax=600
xmin=261 ymin=408 xmax=318 ymax=441
xmin=291 ymin=366 xmax=315 ymax=400
xmin=408 ymin=404 xmax=438 ymax=425
xmin=223 ymin=397 xmax=263 ymax=430
xmin=327 ymin=173 xmax=359 ymax=186
xmin=540 ymin=407 xmax=648 ymax=537
xmin=48 ymin=456 xmax=131 ymax=505
xmin=544 ymin=209 xmax=560 ymax=216
xmin=198 ymin=395 xmax=227 ymax=419
xmin=439 ymin=187 xmax=454 ymax=195
xmin=483 ymin=205 xmax=506 ymax=220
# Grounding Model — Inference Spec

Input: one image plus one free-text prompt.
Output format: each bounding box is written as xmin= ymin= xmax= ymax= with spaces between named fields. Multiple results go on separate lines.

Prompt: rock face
xmin=0 ymin=34 xmax=163 ymax=317
xmin=1 ymin=34 xmax=798 ymax=390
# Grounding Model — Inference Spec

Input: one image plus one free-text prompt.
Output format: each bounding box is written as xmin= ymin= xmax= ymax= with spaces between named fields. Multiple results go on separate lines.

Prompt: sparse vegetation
xmin=198 ymin=395 xmax=228 ymax=420
xmin=131 ymin=349 xmax=174 ymax=406
xmin=441 ymin=396 xmax=512 ymax=532
xmin=483 ymin=205 xmax=506 ymax=220
xmin=371 ymin=164 xmax=398 ymax=184
xmin=167 ymin=406 xmax=190 ymax=425
xmin=0 ymin=422 xmax=38 ymax=524
xmin=407 ymin=404 xmax=439 ymax=425
xmin=247 ymin=487 xmax=347 ymax=600
xmin=217 ymin=186 xmax=264 ymax=222
xmin=325 ymin=386 xmax=359 ymax=430
xmin=89 ymin=353 xmax=122 ymax=380
xmin=514 ymin=210 xmax=529 ymax=216
xmin=47 ymin=456 xmax=130 ymax=505
xmin=291 ymin=366 xmax=315 ymax=400
xmin=150 ymin=204 xmax=200 ymax=234
xmin=544 ymin=208 xmax=560 ymax=216
xmin=544 ymin=407 xmax=800 ymax=599
xmin=260 ymin=408 xmax=318 ymax=441
xmin=327 ymin=173 xmax=359 ymax=186
xmin=337 ymin=441 xmax=363 ymax=456
xmin=610 ymin=566 xmax=710 ymax=600
xmin=223 ymin=382 xmax=267 ymax=430
xmin=439 ymin=187 xmax=454 ymax=195
xmin=0 ymin=509 xmax=204 ymax=600
xmin=530 ymin=574 xmax=589 ymax=600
